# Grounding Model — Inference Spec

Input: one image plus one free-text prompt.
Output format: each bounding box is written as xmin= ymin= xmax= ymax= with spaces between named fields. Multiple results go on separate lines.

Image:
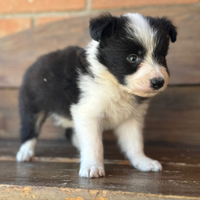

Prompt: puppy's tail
xmin=65 ymin=128 xmax=80 ymax=150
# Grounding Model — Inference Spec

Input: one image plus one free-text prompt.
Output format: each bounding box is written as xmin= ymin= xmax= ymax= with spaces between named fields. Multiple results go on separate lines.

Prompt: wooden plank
xmin=0 ymin=89 xmax=66 ymax=140
xmin=0 ymin=160 xmax=200 ymax=199
xmin=1 ymin=185 xmax=200 ymax=200
xmin=1 ymin=140 xmax=200 ymax=165
xmin=0 ymin=86 xmax=200 ymax=145
xmin=0 ymin=139 xmax=200 ymax=199
xmin=144 ymin=85 xmax=200 ymax=145
xmin=0 ymin=5 xmax=200 ymax=87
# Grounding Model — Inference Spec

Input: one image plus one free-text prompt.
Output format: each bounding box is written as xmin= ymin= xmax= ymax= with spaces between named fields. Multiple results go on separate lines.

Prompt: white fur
xmin=115 ymin=116 xmax=162 ymax=172
xmin=125 ymin=62 xmax=169 ymax=98
xmin=51 ymin=114 xmax=73 ymax=128
xmin=85 ymin=40 xmax=107 ymax=78
xmin=125 ymin=13 xmax=156 ymax=55
xmin=35 ymin=111 xmax=46 ymax=133
xmin=16 ymin=138 xmax=36 ymax=162
xmin=71 ymin=101 xmax=105 ymax=178
xmin=70 ymin=42 xmax=134 ymax=177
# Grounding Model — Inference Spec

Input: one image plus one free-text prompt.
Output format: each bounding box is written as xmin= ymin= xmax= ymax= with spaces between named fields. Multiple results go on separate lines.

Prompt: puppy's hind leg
xmin=65 ymin=128 xmax=80 ymax=150
xmin=65 ymin=128 xmax=73 ymax=141
xmin=16 ymin=107 xmax=46 ymax=162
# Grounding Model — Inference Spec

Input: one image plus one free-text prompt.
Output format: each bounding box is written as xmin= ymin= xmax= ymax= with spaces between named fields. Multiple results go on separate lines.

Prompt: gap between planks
xmin=0 ymin=156 xmax=199 ymax=167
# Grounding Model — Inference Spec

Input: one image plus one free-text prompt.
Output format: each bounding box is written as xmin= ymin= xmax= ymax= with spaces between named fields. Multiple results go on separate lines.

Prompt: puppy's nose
xmin=151 ymin=78 xmax=165 ymax=90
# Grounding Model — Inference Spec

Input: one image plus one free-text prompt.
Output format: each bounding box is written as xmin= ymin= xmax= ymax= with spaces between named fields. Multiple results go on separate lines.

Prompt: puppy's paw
xmin=133 ymin=156 xmax=162 ymax=172
xmin=79 ymin=163 xmax=105 ymax=178
xmin=16 ymin=138 xmax=36 ymax=162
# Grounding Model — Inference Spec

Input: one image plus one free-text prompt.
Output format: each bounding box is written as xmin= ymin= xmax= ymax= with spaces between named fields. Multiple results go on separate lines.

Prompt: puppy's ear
xmin=89 ymin=13 xmax=118 ymax=43
xmin=160 ymin=17 xmax=177 ymax=43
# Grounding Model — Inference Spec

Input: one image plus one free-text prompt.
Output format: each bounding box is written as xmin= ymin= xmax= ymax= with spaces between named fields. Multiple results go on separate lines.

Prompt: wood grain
xmin=0 ymin=86 xmax=200 ymax=145
xmin=0 ymin=5 xmax=200 ymax=87
xmin=1 ymin=185 xmax=200 ymax=200
xmin=0 ymin=160 xmax=200 ymax=198
xmin=1 ymin=136 xmax=200 ymax=199
xmin=144 ymin=85 xmax=200 ymax=145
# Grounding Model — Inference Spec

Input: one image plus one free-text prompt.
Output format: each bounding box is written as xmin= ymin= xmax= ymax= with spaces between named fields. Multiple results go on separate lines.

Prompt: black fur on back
xmin=20 ymin=46 xmax=89 ymax=118
xmin=19 ymin=46 xmax=89 ymax=142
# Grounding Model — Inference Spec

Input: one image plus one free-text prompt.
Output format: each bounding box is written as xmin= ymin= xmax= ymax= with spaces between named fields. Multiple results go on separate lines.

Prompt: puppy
xmin=16 ymin=13 xmax=177 ymax=178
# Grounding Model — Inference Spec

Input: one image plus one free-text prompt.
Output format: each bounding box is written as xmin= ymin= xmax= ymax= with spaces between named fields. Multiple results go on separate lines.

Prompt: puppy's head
xmin=89 ymin=13 xmax=177 ymax=97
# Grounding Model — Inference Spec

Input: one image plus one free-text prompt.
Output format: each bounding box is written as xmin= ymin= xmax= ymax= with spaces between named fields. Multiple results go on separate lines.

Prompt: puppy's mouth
xmin=121 ymin=82 xmax=167 ymax=98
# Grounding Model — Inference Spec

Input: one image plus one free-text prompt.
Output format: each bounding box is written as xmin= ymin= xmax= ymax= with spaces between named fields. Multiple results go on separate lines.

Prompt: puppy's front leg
xmin=73 ymin=114 xmax=105 ymax=178
xmin=115 ymin=118 xmax=162 ymax=172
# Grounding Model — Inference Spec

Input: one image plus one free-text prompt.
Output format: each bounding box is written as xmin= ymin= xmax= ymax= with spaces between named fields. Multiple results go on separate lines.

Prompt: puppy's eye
xmin=127 ymin=54 xmax=138 ymax=63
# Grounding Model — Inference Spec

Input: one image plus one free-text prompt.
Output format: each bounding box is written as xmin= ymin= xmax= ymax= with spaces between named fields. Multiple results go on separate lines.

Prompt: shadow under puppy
xmin=17 ymin=13 xmax=177 ymax=178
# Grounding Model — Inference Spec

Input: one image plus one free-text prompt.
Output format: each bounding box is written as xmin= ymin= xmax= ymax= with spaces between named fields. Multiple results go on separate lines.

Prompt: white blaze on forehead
xmin=124 ymin=13 xmax=157 ymax=53
xmin=124 ymin=13 xmax=162 ymax=74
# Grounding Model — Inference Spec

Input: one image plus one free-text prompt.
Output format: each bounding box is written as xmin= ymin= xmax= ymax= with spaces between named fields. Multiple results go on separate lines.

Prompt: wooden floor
xmin=0 ymin=140 xmax=200 ymax=200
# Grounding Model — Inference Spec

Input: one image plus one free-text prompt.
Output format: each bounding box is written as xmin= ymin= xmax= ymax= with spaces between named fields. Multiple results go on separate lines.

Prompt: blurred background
xmin=0 ymin=0 xmax=199 ymax=38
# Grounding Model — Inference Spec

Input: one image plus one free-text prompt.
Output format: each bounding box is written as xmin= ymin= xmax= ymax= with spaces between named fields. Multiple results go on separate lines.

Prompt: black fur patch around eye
xmin=96 ymin=16 xmax=146 ymax=85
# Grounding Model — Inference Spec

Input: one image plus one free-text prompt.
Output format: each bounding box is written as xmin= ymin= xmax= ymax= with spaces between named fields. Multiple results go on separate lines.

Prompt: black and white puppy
xmin=16 ymin=13 xmax=177 ymax=178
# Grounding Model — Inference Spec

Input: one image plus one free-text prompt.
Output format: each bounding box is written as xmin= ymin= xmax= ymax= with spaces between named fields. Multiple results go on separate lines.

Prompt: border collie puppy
xmin=16 ymin=13 xmax=177 ymax=178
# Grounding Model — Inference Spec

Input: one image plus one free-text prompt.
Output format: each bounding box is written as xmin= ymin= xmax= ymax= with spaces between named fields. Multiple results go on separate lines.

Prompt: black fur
xmin=89 ymin=13 xmax=118 ymax=43
xmin=146 ymin=16 xmax=177 ymax=75
xmin=90 ymin=14 xmax=146 ymax=84
xmin=19 ymin=46 xmax=89 ymax=143
xmin=89 ymin=13 xmax=176 ymax=84
xmin=65 ymin=128 xmax=73 ymax=142
xmin=146 ymin=16 xmax=177 ymax=43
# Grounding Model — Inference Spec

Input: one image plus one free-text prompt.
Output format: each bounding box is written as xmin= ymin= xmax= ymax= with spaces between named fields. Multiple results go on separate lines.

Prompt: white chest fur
xmin=101 ymin=96 xmax=148 ymax=130
xmin=71 ymin=74 xmax=149 ymax=131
